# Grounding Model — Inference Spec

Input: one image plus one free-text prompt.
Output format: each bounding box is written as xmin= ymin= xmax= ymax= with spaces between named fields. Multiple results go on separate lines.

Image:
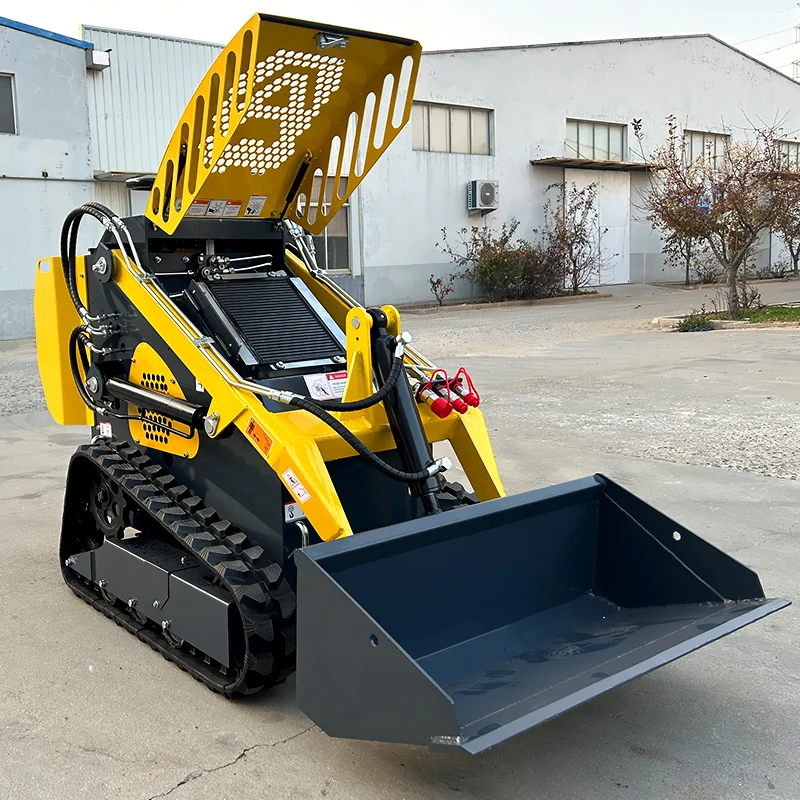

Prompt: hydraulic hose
xmin=310 ymin=351 xmax=404 ymax=412
xmin=287 ymin=394 xmax=441 ymax=483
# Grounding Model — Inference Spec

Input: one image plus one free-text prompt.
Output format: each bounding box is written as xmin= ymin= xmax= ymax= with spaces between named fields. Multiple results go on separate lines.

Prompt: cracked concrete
xmin=1 ymin=283 xmax=799 ymax=799
xmin=147 ymin=726 xmax=317 ymax=800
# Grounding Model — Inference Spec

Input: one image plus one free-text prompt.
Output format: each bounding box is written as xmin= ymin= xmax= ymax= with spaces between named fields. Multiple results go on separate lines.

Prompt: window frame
xmin=777 ymin=139 xmax=800 ymax=169
xmin=683 ymin=130 xmax=729 ymax=164
xmin=306 ymin=176 xmax=352 ymax=273
xmin=0 ymin=73 xmax=18 ymax=136
xmin=565 ymin=118 xmax=627 ymax=162
xmin=412 ymin=101 xmax=494 ymax=155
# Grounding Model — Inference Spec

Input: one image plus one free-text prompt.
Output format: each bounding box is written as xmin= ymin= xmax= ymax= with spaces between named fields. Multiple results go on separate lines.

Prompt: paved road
xmin=1 ymin=283 xmax=798 ymax=799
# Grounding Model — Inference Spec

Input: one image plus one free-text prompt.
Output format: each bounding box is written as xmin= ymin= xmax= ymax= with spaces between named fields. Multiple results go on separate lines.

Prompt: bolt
xmin=183 ymin=451 xmax=189 ymax=457
xmin=180 ymin=556 xmax=189 ymax=565
xmin=161 ymin=620 xmax=171 ymax=630
xmin=439 ymin=456 xmax=453 ymax=472
xmin=153 ymin=600 xmax=160 ymax=609
xmin=65 ymin=556 xmax=76 ymax=567
xmin=170 ymin=378 xmax=176 ymax=384
xmin=85 ymin=376 xmax=99 ymax=394
xmin=98 ymin=579 xmax=107 ymax=588
xmin=204 ymin=412 xmax=220 ymax=437
xmin=134 ymin=438 xmax=140 ymax=444
xmin=275 ymin=361 xmax=285 ymax=369
xmin=396 ymin=331 xmax=412 ymax=346
xmin=351 ymin=317 xmax=361 ymax=329
xmin=91 ymin=256 xmax=108 ymax=275
xmin=182 ymin=256 xmax=190 ymax=263
xmin=127 ymin=598 xmax=137 ymax=608
xmin=154 ymin=256 xmax=162 ymax=264
xmin=333 ymin=355 xmax=346 ymax=364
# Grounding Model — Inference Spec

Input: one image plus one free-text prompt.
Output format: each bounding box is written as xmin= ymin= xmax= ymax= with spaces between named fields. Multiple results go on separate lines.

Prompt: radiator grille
xmin=208 ymin=277 xmax=344 ymax=365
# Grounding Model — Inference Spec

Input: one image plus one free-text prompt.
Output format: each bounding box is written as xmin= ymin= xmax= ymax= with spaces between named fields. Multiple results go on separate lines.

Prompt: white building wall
xmin=359 ymin=35 xmax=800 ymax=305
xmin=81 ymin=25 xmax=222 ymax=176
xmin=0 ymin=24 xmax=94 ymax=339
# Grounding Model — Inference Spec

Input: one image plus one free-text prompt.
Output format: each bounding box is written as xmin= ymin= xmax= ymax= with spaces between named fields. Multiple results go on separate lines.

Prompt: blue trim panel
xmin=0 ymin=16 xmax=94 ymax=49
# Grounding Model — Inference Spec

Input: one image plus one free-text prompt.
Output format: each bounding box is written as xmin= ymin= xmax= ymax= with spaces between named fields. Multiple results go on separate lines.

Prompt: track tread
xmin=60 ymin=442 xmax=296 ymax=697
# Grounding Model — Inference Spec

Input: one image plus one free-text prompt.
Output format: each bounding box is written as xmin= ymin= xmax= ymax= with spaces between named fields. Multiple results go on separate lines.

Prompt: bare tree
xmin=545 ymin=181 xmax=606 ymax=294
xmin=771 ymin=173 xmax=800 ymax=276
xmin=640 ymin=116 xmax=796 ymax=318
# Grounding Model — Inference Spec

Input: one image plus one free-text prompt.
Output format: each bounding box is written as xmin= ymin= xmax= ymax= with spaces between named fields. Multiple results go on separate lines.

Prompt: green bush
xmin=437 ymin=220 xmax=565 ymax=303
xmin=677 ymin=306 xmax=713 ymax=332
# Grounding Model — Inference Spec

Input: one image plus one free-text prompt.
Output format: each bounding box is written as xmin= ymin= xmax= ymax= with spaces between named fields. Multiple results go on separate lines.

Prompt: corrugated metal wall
xmin=93 ymin=180 xmax=131 ymax=216
xmin=82 ymin=26 xmax=221 ymax=175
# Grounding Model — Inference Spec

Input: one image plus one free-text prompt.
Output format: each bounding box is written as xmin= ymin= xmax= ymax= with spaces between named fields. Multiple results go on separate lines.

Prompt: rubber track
xmin=61 ymin=441 xmax=297 ymax=697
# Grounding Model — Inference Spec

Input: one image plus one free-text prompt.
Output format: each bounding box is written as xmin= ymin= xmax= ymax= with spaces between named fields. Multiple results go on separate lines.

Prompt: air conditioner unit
xmin=467 ymin=180 xmax=499 ymax=214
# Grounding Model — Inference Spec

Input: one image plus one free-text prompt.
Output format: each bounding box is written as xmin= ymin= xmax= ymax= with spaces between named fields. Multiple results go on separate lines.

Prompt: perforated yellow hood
xmin=146 ymin=14 xmax=421 ymax=234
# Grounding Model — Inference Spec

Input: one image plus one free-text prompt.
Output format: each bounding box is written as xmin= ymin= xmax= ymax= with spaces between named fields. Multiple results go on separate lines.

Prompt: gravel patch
xmin=0 ymin=339 xmax=45 ymax=417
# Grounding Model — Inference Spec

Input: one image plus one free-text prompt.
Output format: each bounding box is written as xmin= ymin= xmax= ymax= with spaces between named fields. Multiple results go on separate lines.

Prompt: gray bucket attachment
xmin=295 ymin=475 xmax=788 ymax=754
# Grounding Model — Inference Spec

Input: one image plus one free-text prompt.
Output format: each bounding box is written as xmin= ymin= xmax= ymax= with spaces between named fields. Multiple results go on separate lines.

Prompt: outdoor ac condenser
xmin=467 ymin=180 xmax=499 ymax=214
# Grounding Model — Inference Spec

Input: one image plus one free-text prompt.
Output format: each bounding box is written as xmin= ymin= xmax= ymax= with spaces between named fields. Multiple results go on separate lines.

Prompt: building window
xmin=308 ymin=176 xmax=350 ymax=272
xmin=778 ymin=140 xmax=800 ymax=168
xmin=412 ymin=102 xmax=492 ymax=155
xmin=684 ymin=130 xmax=728 ymax=163
xmin=566 ymin=119 xmax=625 ymax=161
xmin=0 ymin=74 xmax=16 ymax=135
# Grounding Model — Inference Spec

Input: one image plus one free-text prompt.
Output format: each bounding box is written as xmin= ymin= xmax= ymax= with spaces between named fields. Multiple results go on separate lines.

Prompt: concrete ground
xmin=1 ymin=282 xmax=799 ymax=799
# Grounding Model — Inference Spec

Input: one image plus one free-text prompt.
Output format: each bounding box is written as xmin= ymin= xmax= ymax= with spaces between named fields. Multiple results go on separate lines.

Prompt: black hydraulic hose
xmin=69 ymin=325 xmax=102 ymax=411
xmin=288 ymin=394 xmax=436 ymax=483
xmin=60 ymin=202 xmax=136 ymax=318
xmin=310 ymin=352 xmax=404 ymax=412
xmin=60 ymin=208 xmax=90 ymax=316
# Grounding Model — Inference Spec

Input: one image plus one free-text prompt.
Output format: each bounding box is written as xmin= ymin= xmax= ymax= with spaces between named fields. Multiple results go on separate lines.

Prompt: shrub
xmin=678 ymin=305 xmax=713 ymax=332
xmin=691 ymin=258 xmax=722 ymax=285
xmin=437 ymin=220 xmax=565 ymax=303
xmin=428 ymin=273 xmax=454 ymax=306
xmin=754 ymin=260 xmax=790 ymax=280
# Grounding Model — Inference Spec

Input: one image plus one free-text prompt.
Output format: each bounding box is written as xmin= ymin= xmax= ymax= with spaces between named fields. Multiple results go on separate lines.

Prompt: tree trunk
xmin=793 ymin=247 xmax=799 ymax=277
xmin=684 ymin=241 xmax=692 ymax=286
xmin=727 ymin=264 xmax=740 ymax=320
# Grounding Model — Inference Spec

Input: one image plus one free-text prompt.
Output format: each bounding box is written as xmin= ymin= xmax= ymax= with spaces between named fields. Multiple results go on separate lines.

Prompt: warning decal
xmin=187 ymin=199 xmax=210 ymax=217
xmin=303 ymin=371 xmax=348 ymax=401
xmin=284 ymin=502 xmax=307 ymax=523
xmin=245 ymin=417 xmax=273 ymax=458
xmin=281 ymin=468 xmax=311 ymax=504
xmin=245 ymin=195 xmax=267 ymax=217
xmin=223 ymin=201 xmax=243 ymax=217
xmin=206 ymin=199 xmax=228 ymax=216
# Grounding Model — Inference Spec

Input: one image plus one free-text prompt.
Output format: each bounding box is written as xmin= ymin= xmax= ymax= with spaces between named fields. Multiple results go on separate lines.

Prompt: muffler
xmin=295 ymin=475 xmax=788 ymax=754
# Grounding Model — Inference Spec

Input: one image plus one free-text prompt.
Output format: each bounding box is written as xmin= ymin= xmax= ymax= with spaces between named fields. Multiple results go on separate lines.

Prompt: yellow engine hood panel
xmin=146 ymin=13 xmax=421 ymax=234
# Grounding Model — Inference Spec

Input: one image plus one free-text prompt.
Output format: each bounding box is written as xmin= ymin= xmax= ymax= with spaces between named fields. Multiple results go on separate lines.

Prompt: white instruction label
xmin=98 ymin=421 xmax=113 ymax=438
xmin=206 ymin=199 xmax=228 ymax=217
xmin=303 ymin=371 xmax=348 ymax=400
xmin=187 ymin=198 xmax=209 ymax=217
xmin=195 ymin=379 xmax=205 ymax=393
xmin=245 ymin=195 xmax=267 ymax=217
xmin=223 ymin=201 xmax=243 ymax=217
xmin=284 ymin=502 xmax=307 ymax=523
xmin=281 ymin=468 xmax=311 ymax=504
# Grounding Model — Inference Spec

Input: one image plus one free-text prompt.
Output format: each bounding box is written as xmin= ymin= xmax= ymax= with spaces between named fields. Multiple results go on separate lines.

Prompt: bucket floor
xmin=419 ymin=595 xmax=772 ymax=744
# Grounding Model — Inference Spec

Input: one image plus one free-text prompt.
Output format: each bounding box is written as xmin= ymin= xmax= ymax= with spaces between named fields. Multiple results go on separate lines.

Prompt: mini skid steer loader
xmin=35 ymin=13 xmax=788 ymax=754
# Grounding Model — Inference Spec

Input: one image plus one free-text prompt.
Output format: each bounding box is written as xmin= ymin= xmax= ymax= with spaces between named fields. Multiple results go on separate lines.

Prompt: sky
xmin=6 ymin=0 xmax=800 ymax=75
